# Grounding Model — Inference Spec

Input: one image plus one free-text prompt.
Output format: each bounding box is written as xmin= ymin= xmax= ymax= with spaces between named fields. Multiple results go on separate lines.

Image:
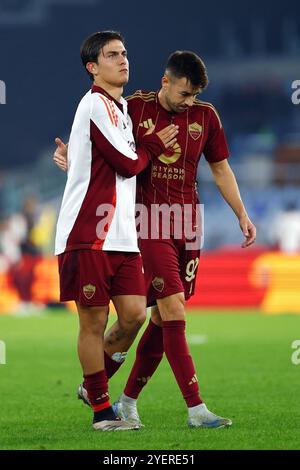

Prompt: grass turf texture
xmin=0 ymin=310 xmax=299 ymax=450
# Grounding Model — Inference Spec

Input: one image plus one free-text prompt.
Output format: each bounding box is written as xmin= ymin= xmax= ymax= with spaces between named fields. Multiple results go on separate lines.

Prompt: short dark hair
xmin=80 ymin=30 xmax=125 ymax=80
xmin=165 ymin=51 xmax=209 ymax=89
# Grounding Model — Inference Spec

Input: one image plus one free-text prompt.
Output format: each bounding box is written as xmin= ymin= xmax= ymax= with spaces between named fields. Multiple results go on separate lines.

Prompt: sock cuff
xmin=92 ymin=400 xmax=111 ymax=413
xmin=122 ymin=393 xmax=137 ymax=403
xmin=163 ymin=320 xmax=185 ymax=329
xmin=83 ymin=369 xmax=107 ymax=381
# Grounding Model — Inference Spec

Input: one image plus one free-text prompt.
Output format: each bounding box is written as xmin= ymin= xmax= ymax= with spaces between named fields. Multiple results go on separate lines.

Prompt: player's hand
xmin=53 ymin=137 xmax=68 ymax=172
xmin=239 ymin=214 xmax=256 ymax=248
xmin=145 ymin=124 xmax=179 ymax=149
xmin=156 ymin=124 xmax=179 ymax=149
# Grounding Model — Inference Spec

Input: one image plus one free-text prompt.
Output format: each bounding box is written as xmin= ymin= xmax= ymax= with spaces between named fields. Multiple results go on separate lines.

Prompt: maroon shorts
xmin=139 ymin=238 xmax=200 ymax=306
xmin=58 ymin=250 xmax=146 ymax=306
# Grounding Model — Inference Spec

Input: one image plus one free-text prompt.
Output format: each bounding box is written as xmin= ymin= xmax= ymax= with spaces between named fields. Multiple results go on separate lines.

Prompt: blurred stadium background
xmin=0 ymin=0 xmax=300 ymax=451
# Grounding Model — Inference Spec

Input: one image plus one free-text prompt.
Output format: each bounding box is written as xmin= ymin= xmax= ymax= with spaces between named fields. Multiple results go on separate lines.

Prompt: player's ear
xmin=161 ymin=75 xmax=169 ymax=89
xmin=86 ymin=62 xmax=97 ymax=76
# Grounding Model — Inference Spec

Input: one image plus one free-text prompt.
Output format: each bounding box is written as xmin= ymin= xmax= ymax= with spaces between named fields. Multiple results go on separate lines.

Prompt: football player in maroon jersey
xmin=54 ymin=49 xmax=256 ymax=429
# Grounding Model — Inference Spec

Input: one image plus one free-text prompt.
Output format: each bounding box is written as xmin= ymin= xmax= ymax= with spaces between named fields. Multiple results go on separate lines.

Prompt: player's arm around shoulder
xmin=90 ymin=91 xmax=178 ymax=178
xmin=90 ymin=91 xmax=136 ymax=153
xmin=89 ymin=92 xmax=152 ymax=178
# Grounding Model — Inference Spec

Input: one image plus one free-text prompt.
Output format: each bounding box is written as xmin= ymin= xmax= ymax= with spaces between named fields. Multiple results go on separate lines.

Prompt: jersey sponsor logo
xmin=152 ymin=165 xmax=185 ymax=180
xmin=152 ymin=277 xmax=165 ymax=292
xmin=83 ymin=284 xmax=96 ymax=299
xmin=158 ymin=143 xmax=182 ymax=164
xmin=139 ymin=118 xmax=154 ymax=129
xmin=188 ymin=122 xmax=202 ymax=140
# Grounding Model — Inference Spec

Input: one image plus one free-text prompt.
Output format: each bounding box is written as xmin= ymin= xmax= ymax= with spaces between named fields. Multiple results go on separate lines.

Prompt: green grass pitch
xmin=0 ymin=309 xmax=299 ymax=450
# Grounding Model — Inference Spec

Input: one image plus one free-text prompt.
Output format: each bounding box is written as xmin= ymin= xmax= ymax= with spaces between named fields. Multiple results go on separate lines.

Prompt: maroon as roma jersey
xmin=127 ymin=90 xmax=230 ymax=209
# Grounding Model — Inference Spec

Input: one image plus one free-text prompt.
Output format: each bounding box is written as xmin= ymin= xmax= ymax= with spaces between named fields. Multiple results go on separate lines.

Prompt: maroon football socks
xmin=124 ymin=320 xmax=164 ymax=398
xmin=83 ymin=369 xmax=116 ymax=422
xmin=104 ymin=350 xmax=123 ymax=379
xmin=124 ymin=318 xmax=202 ymax=408
xmin=162 ymin=320 xmax=202 ymax=407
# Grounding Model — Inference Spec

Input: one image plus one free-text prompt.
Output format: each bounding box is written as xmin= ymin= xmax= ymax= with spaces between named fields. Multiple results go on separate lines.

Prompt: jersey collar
xmin=91 ymin=84 xmax=125 ymax=112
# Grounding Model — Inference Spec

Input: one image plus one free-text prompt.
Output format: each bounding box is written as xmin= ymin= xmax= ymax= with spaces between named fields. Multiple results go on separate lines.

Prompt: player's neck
xmin=93 ymin=79 xmax=123 ymax=102
xmin=158 ymin=89 xmax=172 ymax=112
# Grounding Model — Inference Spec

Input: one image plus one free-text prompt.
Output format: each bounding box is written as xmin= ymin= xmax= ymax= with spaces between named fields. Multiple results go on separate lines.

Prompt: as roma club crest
xmin=188 ymin=122 xmax=202 ymax=140
xmin=152 ymin=277 xmax=165 ymax=292
xmin=83 ymin=284 xmax=96 ymax=299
